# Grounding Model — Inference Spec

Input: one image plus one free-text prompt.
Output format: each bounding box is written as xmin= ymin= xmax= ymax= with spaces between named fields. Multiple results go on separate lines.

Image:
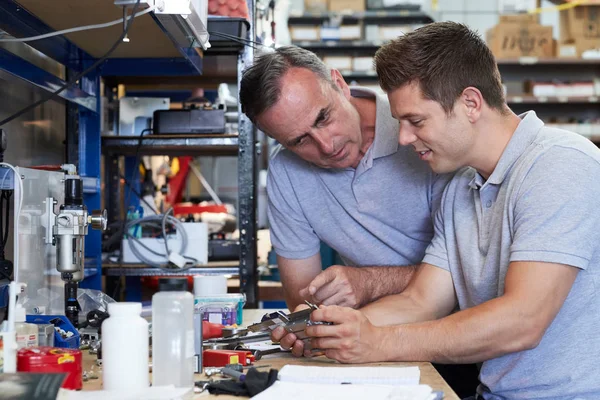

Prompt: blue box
xmin=26 ymin=315 xmax=80 ymax=349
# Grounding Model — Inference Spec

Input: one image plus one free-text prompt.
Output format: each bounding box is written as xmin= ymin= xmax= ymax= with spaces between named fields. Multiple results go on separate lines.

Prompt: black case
xmin=153 ymin=109 xmax=226 ymax=134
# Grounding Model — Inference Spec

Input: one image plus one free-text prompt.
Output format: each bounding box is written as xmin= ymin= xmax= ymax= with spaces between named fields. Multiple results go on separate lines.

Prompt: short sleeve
xmin=422 ymin=179 xmax=451 ymax=271
xmin=510 ymin=147 xmax=600 ymax=270
xmin=429 ymin=172 xmax=453 ymax=218
xmin=267 ymin=153 xmax=321 ymax=259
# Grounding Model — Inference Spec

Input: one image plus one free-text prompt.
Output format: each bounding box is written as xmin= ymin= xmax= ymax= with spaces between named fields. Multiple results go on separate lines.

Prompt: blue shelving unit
xmin=0 ymin=1 xmax=259 ymax=305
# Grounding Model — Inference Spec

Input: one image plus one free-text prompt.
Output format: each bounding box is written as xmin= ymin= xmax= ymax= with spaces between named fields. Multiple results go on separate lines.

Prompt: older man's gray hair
xmin=239 ymin=46 xmax=332 ymax=124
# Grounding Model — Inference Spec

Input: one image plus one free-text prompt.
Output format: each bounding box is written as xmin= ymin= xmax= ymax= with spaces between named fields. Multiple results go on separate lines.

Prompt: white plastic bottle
xmin=14 ymin=304 xmax=38 ymax=349
xmin=152 ymin=279 xmax=195 ymax=391
xmin=102 ymin=302 xmax=149 ymax=392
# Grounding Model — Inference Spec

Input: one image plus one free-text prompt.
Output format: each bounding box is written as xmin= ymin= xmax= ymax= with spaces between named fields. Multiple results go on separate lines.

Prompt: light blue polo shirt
xmin=424 ymin=111 xmax=600 ymax=399
xmin=267 ymin=87 xmax=450 ymax=267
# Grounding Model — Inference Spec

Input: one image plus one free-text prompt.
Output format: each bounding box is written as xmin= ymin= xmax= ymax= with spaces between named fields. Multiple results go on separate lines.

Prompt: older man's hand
xmin=299 ymin=266 xmax=368 ymax=308
xmin=270 ymin=304 xmax=310 ymax=357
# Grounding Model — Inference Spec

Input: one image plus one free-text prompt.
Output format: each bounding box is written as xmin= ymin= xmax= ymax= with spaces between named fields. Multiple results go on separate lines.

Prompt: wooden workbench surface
xmin=82 ymin=309 xmax=459 ymax=399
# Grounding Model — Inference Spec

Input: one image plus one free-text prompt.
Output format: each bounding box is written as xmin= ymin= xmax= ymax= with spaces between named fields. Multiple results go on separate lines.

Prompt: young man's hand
xmin=299 ymin=266 xmax=368 ymax=308
xmin=305 ymin=305 xmax=385 ymax=363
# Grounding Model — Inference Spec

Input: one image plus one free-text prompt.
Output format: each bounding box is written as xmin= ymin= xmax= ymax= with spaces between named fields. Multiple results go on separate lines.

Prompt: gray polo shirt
xmin=423 ymin=111 xmax=600 ymax=399
xmin=267 ymin=87 xmax=450 ymax=267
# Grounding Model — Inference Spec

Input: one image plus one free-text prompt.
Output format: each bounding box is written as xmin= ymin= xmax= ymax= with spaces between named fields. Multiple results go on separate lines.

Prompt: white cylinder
xmin=152 ymin=290 xmax=195 ymax=390
xmin=193 ymin=275 xmax=227 ymax=297
xmin=102 ymin=302 xmax=149 ymax=392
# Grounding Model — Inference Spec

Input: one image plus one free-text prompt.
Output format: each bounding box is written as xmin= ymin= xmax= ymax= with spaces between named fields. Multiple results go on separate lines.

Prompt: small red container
xmin=17 ymin=346 xmax=83 ymax=390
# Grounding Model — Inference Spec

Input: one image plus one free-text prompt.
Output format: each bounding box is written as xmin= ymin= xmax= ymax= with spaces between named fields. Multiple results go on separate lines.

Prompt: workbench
xmin=81 ymin=309 xmax=459 ymax=399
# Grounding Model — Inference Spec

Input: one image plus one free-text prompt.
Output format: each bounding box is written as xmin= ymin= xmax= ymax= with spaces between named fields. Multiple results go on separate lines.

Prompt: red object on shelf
xmin=173 ymin=203 xmax=228 ymax=216
xmin=17 ymin=347 xmax=83 ymax=390
xmin=141 ymin=275 xmax=195 ymax=291
xmin=208 ymin=0 xmax=249 ymax=18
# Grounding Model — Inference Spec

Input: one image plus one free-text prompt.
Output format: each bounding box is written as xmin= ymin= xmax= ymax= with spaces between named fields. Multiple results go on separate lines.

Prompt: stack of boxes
xmin=558 ymin=5 xmax=600 ymax=58
xmin=486 ymin=5 xmax=600 ymax=60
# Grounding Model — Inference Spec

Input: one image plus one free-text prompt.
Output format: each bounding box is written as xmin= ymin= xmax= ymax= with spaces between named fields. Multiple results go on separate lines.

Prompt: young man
xmin=306 ymin=22 xmax=600 ymax=399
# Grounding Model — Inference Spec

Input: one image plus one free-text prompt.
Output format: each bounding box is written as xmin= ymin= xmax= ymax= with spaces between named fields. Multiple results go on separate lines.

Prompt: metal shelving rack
xmin=0 ymin=0 xmax=260 ymax=307
xmin=289 ymin=9 xmax=600 ymax=144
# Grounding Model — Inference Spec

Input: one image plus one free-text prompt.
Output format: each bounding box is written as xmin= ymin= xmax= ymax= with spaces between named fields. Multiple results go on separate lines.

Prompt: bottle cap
xmin=158 ymin=278 xmax=188 ymax=292
xmin=107 ymin=302 xmax=142 ymax=317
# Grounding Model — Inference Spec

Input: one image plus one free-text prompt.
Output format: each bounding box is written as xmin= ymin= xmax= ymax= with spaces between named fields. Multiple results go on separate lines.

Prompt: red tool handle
xmin=202 ymin=321 xmax=225 ymax=339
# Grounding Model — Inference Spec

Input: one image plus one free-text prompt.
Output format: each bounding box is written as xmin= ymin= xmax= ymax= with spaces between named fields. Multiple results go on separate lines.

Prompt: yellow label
xmin=57 ymin=354 xmax=75 ymax=364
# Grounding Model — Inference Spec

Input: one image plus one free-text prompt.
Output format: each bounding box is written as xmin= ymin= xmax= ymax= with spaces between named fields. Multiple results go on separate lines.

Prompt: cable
xmin=207 ymin=31 xmax=262 ymax=49
xmin=0 ymin=6 xmax=155 ymax=43
xmin=162 ymin=207 xmax=174 ymax=256
xmin=0 ymin=163 xmax=23 ymax=283
xmin=0 ymin=0 xmax=143 ymax=128
xmin=124 ymin=214 xmax=199 ymax=271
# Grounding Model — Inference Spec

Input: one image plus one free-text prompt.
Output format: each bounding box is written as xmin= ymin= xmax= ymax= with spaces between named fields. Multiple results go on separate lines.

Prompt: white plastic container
xmin=152 ymin=289 xmax=195 ymax=390
xmin=193 ymin=274 xmax=227 ymax=297
xmin=14 ymin=304 xmax=38 ymax=349
xmin=102 ymin=302 xmax=149 ymax=392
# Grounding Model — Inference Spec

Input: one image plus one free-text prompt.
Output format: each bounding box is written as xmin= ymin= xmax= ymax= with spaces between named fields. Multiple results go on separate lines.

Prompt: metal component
xmin=221 ymin=327 xmax=248 ymax=338
xmin=64 ymin=281 xmax=80 ymax=328
xmin=102 ymin=135 xmax=239 ymax=157
xmin=246 ymin=302 xmax=329 ymax=343
xmin=236 ymin=347 xmax=283 ymax=361
xmin=104 ymin=265 xmax=239 ymax=276
xmin=202 ymin=332 xmax=272 ymax=350
xmin=89 ymin=209 xmax=108 ymax=231
xmin=204 ymin=367 xmax=222 ymax=377
xmin=40 ymin=173 xmax=108 ymax=326
xmin=150 ymin=0 xmax=210 ymax=50
xmin=237 ymin=0 xmax=258 ymax=307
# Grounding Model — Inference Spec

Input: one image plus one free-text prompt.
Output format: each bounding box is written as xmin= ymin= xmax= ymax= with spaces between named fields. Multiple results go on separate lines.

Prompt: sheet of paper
xmin=251 ymin=381 xmax=437 ymax=400
xmin=251 ymin=381 xmax=395 ymax=400
xmin=278 ymin=365 xmax=420 ymax=385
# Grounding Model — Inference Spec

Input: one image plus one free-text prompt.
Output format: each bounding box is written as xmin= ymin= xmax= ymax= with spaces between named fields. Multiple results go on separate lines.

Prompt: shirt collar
xmin=469 ymin=111 xmax=544 ymax=189
xmin=349 ymin=87 xmax=399 ymax=168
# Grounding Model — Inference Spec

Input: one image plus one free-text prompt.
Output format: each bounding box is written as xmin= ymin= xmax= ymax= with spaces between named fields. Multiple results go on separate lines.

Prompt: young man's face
xmin=257 ymin=67 xmax=363 ymax=169
xmin=388 ymin=82 xmax=474 ymax=174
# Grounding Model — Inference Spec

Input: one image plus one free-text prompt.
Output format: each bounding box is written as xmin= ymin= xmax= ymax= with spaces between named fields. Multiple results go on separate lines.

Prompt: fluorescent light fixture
xmin=115 ymin=0 xmax=211 ymax=50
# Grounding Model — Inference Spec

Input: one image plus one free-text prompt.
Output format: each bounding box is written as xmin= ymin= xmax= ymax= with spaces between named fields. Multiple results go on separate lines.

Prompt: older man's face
xmin=257 ymin=67 xmax=363 ymax=169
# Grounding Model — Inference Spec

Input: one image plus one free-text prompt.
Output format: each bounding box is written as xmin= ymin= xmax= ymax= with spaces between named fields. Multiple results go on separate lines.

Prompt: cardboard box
xmin=498 ymin=13 xmax=539 ymax=25
xmin=487 ymin=21 xmax=555 ymax=58
xmin=559 ymin=5 xmax=600 ymax=57
xmin=329 ymin=0 xmax=365 ymax=12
